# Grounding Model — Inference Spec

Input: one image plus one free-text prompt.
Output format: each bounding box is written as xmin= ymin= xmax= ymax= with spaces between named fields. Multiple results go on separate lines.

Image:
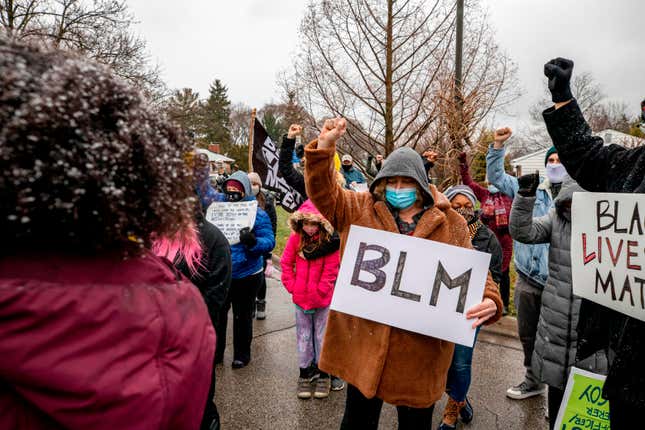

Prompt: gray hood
xmin=369 ymin=147 xmax=433 ymax=205
xmin=223 ymin=171 xmax=252 ymax=197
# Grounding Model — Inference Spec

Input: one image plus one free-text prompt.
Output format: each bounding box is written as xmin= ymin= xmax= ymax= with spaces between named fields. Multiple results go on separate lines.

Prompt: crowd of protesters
xmin=2 ymin=34 xmax=644 ymax=430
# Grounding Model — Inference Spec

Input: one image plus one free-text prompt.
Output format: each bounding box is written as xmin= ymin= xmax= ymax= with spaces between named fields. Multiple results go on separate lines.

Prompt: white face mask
xmin=546 ymin=163 xmax=568 ymax=184
xmin=251 ymin=185 xmax=260 ymax=196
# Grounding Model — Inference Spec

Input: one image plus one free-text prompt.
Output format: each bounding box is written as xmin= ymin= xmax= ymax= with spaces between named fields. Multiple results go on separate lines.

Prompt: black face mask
xmin=342 ymin=164 xmax=352 ymax=172
xmin=375 ymin=161 xmax=382 ymax=169
xmin=225 ymin=191 xmax=243 ymax=202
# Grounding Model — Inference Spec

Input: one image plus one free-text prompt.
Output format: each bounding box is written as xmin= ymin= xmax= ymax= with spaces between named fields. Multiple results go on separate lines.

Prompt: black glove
xmin=517 ymin=172 xmax=540 ymax=197
xmin=544 ymin=58 xmax=574 ymax=103
xmin=239 ymin=227 xmax=257 ymax=247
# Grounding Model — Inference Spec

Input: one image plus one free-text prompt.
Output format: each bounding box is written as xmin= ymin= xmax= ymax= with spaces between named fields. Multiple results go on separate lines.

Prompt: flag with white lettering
xmin=251 ymin=118 xmax=304 ymax=212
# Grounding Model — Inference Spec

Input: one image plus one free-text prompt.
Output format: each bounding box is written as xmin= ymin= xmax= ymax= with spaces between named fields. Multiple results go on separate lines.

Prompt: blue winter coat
xmin=341 ymin=167 xmax=366 ymax=189
xmin=220 ymin=172 xmax=276 ymax=279
xmin=486 ymin=145 xmax=552 ymax=287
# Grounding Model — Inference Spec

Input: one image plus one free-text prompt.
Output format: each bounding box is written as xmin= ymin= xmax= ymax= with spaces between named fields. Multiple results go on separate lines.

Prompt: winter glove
xmin=239 ymin=227 xmax=257 ymax=247
xmin=517 ymin=172 xmax=540 ymax=197
xmin=544 ymin=58 xmax=574 ymax=103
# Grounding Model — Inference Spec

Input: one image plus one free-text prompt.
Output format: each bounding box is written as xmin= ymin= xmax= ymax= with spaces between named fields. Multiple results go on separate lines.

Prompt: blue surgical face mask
xmin=546 ymin=163 xmax=568 ymax=184
xmin=385 ymin=186 xmax=417 ymax=209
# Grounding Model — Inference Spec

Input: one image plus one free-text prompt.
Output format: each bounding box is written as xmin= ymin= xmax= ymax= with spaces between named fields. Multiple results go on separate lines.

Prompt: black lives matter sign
xmin=331 ymin=225 xmax=491 ymax=347
xmin=572 ymin=192 xmax=645 ymax=321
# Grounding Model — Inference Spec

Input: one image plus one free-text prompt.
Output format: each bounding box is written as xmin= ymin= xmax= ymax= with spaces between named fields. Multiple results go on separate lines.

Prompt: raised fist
xmin=422 ymin=150 xmax=439 ymax=163
xmin=544 ymin=58 xmax=574 ymax=103
xmin=517 ymin=171 xmax=540 ymax=197
xmin=287 ymin=124 xmax=302 ymax=139
xmin=458 ymin=152 xmax=468 ymax=164
xmin=317 ymin=118 xmax=347 ymax=149
xmin=493 ymin=128 xmax=512 ymax=148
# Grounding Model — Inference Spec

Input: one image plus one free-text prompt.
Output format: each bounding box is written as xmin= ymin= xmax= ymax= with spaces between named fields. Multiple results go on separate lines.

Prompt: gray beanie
xmin=444 ymin=185 xmax=477 ymax=206
xmin=369 ymin=147 xmax=433 ymax=205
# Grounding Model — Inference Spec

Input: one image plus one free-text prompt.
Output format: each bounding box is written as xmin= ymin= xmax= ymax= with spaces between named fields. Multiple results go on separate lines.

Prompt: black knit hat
xmin=544 ymin=146 xmax=558 ymax=166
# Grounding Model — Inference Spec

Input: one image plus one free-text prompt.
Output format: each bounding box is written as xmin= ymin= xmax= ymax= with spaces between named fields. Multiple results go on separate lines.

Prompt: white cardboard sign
xmin=331 ymin=225 xmax=492 ymax=347
xmin=205 ymin=200 xmax=258 ymax=245
xmin=571 ymin=192 xmax=645 ymax=321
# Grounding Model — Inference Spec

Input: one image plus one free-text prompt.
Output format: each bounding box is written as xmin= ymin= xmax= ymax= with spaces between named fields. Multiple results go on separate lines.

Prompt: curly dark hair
xmin=0 ymin=37 xmax=195 ymax=255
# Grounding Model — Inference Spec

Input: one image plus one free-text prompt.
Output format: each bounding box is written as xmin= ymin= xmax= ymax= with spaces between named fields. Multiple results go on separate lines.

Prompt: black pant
xmin=215 ymin=271 xmax=263 ymax=363
xmin=547 ymin=385 xmax=564 ymax=430
xmin=256 ymin=259 xmax=267 ymax=301
xmin=340 ymin=384 xmax=434 ymax=430
xmin=514 ymin=274 xmax=542 ymax=384
xmin=500 ymin=268 xmax=510 ymax=307
xmin=610 ymin=398 xmax=645 ymax=430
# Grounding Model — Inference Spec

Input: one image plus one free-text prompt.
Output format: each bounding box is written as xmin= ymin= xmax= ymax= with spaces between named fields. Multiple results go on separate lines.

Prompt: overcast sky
xmin=128 ymin=0 xmax=645 ymax=125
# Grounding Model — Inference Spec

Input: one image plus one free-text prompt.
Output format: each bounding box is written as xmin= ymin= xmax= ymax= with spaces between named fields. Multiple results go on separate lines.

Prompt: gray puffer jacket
xmin=510 ymin=178 xmax=607 ymax=390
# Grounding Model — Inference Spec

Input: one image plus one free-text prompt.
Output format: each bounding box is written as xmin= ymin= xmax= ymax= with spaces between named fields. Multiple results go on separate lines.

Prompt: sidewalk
xmin=214 ymin=278 xmax=548 ymax=429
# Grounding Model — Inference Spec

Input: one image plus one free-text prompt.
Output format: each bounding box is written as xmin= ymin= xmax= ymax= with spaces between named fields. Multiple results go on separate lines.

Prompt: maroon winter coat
xmin=0 ymin=252 xmax=215 ymax=430
xmin=460 ymin=162 xmax=513 ymax=272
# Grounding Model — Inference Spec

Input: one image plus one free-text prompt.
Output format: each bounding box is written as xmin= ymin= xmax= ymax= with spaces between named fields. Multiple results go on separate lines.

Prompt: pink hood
xmin=281 ymin=200 xmax=339 ymax=310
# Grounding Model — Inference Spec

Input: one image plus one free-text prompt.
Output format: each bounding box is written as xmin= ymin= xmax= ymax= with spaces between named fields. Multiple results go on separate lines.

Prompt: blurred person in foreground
xmin=0 ymin=37 xmax=214 ymax=429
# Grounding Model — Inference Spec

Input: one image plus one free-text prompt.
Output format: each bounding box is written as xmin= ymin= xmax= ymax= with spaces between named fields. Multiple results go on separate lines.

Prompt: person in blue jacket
xmin=340 ymin=154 xmax=366 ymax=190
xmin=213 ymin=171 xmax=276 ymax=369
xmin=486 ymin=127 xmax=569 ymax=401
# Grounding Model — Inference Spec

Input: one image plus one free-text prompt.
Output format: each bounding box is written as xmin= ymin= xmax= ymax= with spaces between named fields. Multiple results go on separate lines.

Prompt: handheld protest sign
xmin=331 ymin=225 xmax=491 ymax=347
xmin=205 ymin=201 xmax=258 ymax=245
xmin=571 ymin=192 xmax=645 ymax=321
xmin=554 ymin=367 xmax=610 ymax=430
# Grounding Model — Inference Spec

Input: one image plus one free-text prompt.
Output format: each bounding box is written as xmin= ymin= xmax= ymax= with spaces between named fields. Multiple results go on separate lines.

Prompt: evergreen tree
xmin=201 ymin=79 xmax=232 ymax=150
xmin=166 ymin=88 xmax=201 ymax=138
xmin=262 ymin=111 xmax=286 ymax=142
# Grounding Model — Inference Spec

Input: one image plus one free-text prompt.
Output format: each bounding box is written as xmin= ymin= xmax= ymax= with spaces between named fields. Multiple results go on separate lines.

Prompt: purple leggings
xmin=295 ymin=306 xmax=329 ymax=369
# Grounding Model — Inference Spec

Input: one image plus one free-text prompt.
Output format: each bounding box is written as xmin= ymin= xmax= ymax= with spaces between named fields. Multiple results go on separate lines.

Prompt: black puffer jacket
xmin=176 ymin=219 xmax=232 ymax=329
xmin=544 ymin=99 xmax=645 ymax=406
xmin=278 ymin=135 xmax=307 ymax=199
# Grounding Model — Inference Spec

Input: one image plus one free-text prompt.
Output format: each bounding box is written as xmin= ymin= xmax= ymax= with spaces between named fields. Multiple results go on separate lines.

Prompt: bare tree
xmin=290 ymin=0 xmax=518 ymax=175
xmin=1 ymin=0 xmax=163 ymax=96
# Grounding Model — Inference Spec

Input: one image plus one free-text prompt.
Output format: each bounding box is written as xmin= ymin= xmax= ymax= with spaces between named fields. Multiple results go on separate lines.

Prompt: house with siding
xmin=511 ymin=129 xmax=644 ymax=177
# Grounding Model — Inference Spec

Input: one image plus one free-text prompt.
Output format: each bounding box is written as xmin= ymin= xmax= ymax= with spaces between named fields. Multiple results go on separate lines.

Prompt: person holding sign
xmin=543 ymin=57 xmax=645 ymax=428
xmin=214 ymin=172 xmax=276 ymax=369
xmin=509 ymin=174 xmax=607 ymax=430
xmin=436 ymin=185 xmax=503 ymax=430
xmin=305 ymin=118 xmax=503 ymax=429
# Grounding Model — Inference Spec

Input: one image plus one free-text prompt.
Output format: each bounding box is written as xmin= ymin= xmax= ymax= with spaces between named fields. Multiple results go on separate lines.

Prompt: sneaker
xmin=506 ymin=381 xmax=546 ymax=400
xmin=313 ymin=376 xmax=331 ymax=399
xmin=460 ymin=397 xmax=474 ymax=424
xmin=438 ymin=397 xmax=463 ymax=430
xmin=297 ymin=377 xmax=313 ymax=399
xmin=256 ymin=300 xmax=266 ymax=320
xmin=331 ymin=376 xmax=345 ymax=391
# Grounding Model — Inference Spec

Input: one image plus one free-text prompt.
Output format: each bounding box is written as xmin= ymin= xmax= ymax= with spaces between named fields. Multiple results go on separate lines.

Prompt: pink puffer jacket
xmin=280 ymin=200 xmax=340 ymax=310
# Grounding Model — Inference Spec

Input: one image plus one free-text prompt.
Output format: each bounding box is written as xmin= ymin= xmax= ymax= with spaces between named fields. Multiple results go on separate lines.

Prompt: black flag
xmin=252 ymin=118 xmax=304 ymax=212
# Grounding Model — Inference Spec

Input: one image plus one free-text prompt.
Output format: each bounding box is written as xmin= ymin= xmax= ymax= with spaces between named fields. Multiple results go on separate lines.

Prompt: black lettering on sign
xmin=351 ymin=242 xmax=390 ymax=292
xmin=429 ymin=262 xmax=472 ymax=313
xmin=596 ymin=200 xmax=613 ymax=232
xmin=390 ymin=251 xmax=421 ymax=302
xmin=595 ymin=269 xmax=616 ymax=301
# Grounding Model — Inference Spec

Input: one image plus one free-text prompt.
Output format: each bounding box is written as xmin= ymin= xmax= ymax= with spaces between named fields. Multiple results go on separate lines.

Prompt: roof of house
xmin=195 ymin=147 xmax=235 ymax=163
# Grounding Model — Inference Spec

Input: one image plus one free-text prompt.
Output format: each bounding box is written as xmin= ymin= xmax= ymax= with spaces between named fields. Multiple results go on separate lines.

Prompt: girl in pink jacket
xmin=281 ymin=200 xmax=340 ymax=400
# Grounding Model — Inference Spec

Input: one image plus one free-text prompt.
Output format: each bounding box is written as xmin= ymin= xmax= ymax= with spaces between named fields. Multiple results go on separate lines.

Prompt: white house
xmin=511 ymin=129 xmax=645 ymax=177
xmin=195 ymin=148 xmax=235 ymax=174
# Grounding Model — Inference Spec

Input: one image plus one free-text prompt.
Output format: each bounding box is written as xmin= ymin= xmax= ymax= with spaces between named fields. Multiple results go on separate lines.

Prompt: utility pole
xmin=455 ymin=0 xmax=464 ymax=91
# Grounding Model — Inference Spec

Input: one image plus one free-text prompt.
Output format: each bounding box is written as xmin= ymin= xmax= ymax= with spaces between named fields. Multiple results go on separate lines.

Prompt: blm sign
xmin=331 ymin=225 xmax=492 ymax=347
xmin=571 ymin=192 xmax=645 ymax=321
xmin=251 ymin=118 xmax=304 ymax=212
